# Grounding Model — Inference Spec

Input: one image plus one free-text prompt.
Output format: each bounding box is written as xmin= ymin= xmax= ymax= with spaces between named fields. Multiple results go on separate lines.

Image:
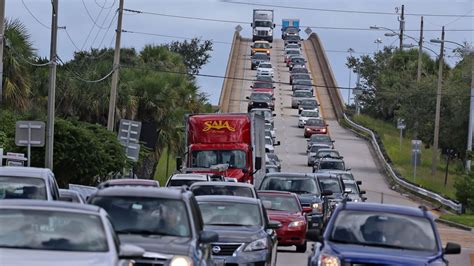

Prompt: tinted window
xmin=310 ymin=135 xmax=332 ymax=142
xmin=291 ymin=67 xmax=308 ymax=73
xmin=294 ymin=80 xmax=312 ymax=86
xmin=0 ymin=209 xmax=108 ymax=252
xmin=250 ymin=93 xmax=271 ymax=101
xmin=90 ymin=196 xmax=191 ymax=237
xmin=316 ymin=150 xmax=340 ymax=158
xmin=319 ymin=161 xmax=345 ymax=171
xmin=331 ymin=210 xmax=437 ymax=252
xmin=318 ymin=178 xmax=343 ymax=193
xmin=168 ymin=179 xmax=199 ymax=187
xmin=286 ymin=50 xmax=300 ymax=55
xmin=343 ymin=182 xmax=359 ymax=194
xmin=260 ymin=177 xmax=320 ymax=195
xmin=259 ymin=194 xmax=300 ymax=212
xmin=306 ymin=119 xmax=324 ymax=126
xmin=254 ymin=21 xmax=272 ymax=27
xmin=192 ymin=185 xmax=254 ymax=198
xmin=294 ymin=91 xmax=312 ymax=98
xmin=0 ymin=176 xmax=47 ymax=200
xmin=301 ymin=110 xmax=318 ymax=117
xmin=198 ymin=201 xmax=262 ymax=226
xmin=253 ymin=54 xmax=269 ymax=60
xmin=253 ymin=82 xmax=273 ymax=88
xmin=259 ymin=63 xmax=272 ymax=68
xmin=254 ymin=42 xmax=270 ymax=49
xmin=310 ymin=145 xmax=327 ymax=153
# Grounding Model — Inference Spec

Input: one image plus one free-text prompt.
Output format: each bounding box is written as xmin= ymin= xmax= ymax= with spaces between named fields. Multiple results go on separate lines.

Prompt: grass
xmin=352 ymin=114 xmax=460 ymax=199
xmin=440 ymin=214 xmax=474 ymax=227
xmin=153 ymin=148 xmax=176 ymax=186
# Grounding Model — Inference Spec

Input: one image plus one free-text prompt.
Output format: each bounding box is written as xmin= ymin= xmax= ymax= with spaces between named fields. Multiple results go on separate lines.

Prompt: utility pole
xmin=467 ymin=50 xmax=474 ymax=171
xmin=416 ymin=16 xmax=424 ymax=82
xmin=431 ymin=26 xmax=445 ymax=176
xmin=45 ymin=0 xmax=59 ymax=170
xmin=355 ymin=65 xmax=361 ymax=115
xmin=0 ymin=0 xmax=5 ymax=104
xmin=399 ymin=5 xmax=405 ymax=50
xmin=347 ymin=48 xmax=354 ymax=105
xmin=107 ymin=0 xmax=125 ymax=131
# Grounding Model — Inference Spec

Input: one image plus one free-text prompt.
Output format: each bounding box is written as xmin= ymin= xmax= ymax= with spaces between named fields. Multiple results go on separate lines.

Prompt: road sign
xmin=118 ymin=119 xmax=142 ymax=162
xmin=411 ymin=139 xmax=422 ymax=151
xmin=15 ymin=121 xmax=45 ymax=167
xmin=397 ymin=118 xmax=406 ymax=129
xmin=5 ymin=152 xmax=27 ymax=167
xmin=15 ymin=121 xmax=45 ymax=147
xmin=304 ymin=27 xmax=312 ymax=35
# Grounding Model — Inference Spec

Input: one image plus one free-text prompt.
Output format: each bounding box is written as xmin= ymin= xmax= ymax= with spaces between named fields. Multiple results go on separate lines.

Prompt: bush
xmin=454 ymin=173 xmax=474 ymax=211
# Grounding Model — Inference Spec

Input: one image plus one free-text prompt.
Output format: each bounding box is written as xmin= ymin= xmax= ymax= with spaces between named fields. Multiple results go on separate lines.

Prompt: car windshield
xmin=330 ymin=210 xmax=438 ymax=252
xmin=90 ymin=196 xmax=191 ymax=237
xmin=294 ymin=80 xmax=312 ymax=86
xmin=291 ymin=57 xmax=305 ymax=63
xmin=310 ymin=135 xmax=332 ymax=142
xmin=319 ymin=161 xmax=345 ymax=171
xmin=260 ymin=177 xmax=320 ymax=195
xmin=343 ymin=182 xmax=359 ymax=194
xmin=198 ymin=201 xmax=262 ymax=226
xmin=286 ymin=50 xmax=300 ymax=55
xmin=251 ymin=93 xmax=271 ymax=101
xmin=253 ymin=53 xmax=269 ymax=60
xmin=254 ymin=42 xmax=270 ymax=49
xmin=301 ymin=110 xmax=318 ymax=117
xmin=294 ymin=91 xmax=312 ymax=98
xmin=292 ymin=67 xmax=308 ymax=73
xmin=259 ymin=194 xmax=300 ymax=212
xmin=306 ymin=119 xmax=324 ymax=126
xmin=253 ymin=82 xmax=273 ymax=89
xmin=259 ymin=63 xmax=272 ymax=68
xmin=286 ymin=35 xmax=300 ymax=41
xmin=254 ymin=21 xmax=272 ymax=27
xmin=192 ymin=185 xmax=254 ymax=198
xmin=286 ymin=44 xmax=299 ymax=49
xmin=267 ymin=154 xmax=279 ymax=161
xmin=318 ymin=178 xmax=342 ymax=193
xmin=0 ymin=176 xmax=47 ymax=200
xmin=265 ymin=138 xmax=272 ymax=145
xmin=317 ymin=150 xmax=340 ymax=158
xmin=0 ymin=209 xmax=108 ymax=252
xmin=256 ymin=76 xmax=272 ymax=82
xmin=191 ymin=150 xmax=246 ymax=169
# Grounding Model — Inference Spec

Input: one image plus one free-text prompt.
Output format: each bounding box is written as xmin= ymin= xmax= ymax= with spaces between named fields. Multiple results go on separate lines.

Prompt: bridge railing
xmin=218 ymin=31 xmax=241 ymax=113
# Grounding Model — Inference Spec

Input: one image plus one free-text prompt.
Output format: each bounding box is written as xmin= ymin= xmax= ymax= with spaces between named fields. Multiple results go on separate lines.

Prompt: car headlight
xmin=288 ymin=220 xmax=305 ymax=228
xmin=170 ymin=256 xmax=193 ymax=266
xmin=244 ymin=238 xmax=268 ymax=252
xmin=319 ymin=253 xmax=340 ymax=266
xmin=312 ymin=203 xmax=323 ymax=214
xmin=305 ymin=128 xmax=311 ymax=131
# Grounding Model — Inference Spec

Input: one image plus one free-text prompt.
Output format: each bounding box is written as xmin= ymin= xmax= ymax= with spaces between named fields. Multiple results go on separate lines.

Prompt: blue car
xmin=308 ymin=202 xmax=461 ymax=265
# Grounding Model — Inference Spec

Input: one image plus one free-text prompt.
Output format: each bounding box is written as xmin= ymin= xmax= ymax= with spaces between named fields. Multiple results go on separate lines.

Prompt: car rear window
xmin=0 ymin=176 xmax=47 ymax=200
xmin=192 ymin=185 xmax=255 ymax=198
xmin=260 ymin=177 xmax=320 ymax=195
xmin=306 ymin=119 xmax=324 ymax=126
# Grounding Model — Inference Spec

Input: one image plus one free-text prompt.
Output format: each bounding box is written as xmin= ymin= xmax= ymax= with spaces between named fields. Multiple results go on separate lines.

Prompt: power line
xmin=122 ymin=29 xmax=232 ymax=44
xmin=81 ymin=0 xmax=114 ymax=30
xmin=222 ymin=0 xmax=474 ymax=18
xmin=6 ymin=37 xmax=51 ymax=67
xmin=57 ymin=56 xmax=115 ymax=83
xmin=123 ymin=8 xmax=474 ymax=32
xmin=21 ymin=0 xmax=50 ymax=29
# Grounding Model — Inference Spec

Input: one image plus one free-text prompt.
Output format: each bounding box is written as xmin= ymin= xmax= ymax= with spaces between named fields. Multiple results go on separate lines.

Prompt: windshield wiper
xmin=116 ymin=229 xmax=159 ymax=235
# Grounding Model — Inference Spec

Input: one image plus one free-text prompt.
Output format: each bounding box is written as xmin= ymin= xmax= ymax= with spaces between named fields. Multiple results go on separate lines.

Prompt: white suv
xmin=256 ymin=62 xmax=274 ymax=76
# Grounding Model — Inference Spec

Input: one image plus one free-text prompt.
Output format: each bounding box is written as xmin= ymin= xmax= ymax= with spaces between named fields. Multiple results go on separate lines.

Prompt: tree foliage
xmin=165 ymin=38 xmax=213 ymax=74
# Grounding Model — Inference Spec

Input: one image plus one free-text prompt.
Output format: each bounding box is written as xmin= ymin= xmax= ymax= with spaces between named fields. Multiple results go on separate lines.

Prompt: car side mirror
xmin=356 ymin=181 xmax=362 ymax=185
xmin=272 ymin=97 xmax=276 ymax=100
xmin=273 ymin=86 xmax=276 ymax=89
xmin=273 ymin=23 xmax=276 ymax=28
xmin=321 ymin=190 xmax=333 ymax=196
xmin=119 ymin=244 xmax=145 ymax=259
xmin=331 ymin=140 xmax=335 ymax=143
xmin=360 ymin=190 xmax=366 ymax=195
xmin=268 ymin=220 xmax=282 ymax=229
xmin=246 ymin=96 xmax=250 ymax=100
xmin=346 ymin=168 xmax=351 ymax=171
xmin=250 ymin=23 xmax=253 ymax=27
xmin=274 ymin=141 xmax=281 ymax=146
xmin=250 ymin=85 xmax=254 ymax=88
xmin=255 ymin=157 xmax=262 ymax=170
xmin=200 ymin=231 xmax=219 ymax=243
xmin=273 ymin=114 xmax=276 ymax=117
xmin=361 ymin=196 xmax=368 ymax=201
xmin=443 ymin=242 xmax=461 ymax=255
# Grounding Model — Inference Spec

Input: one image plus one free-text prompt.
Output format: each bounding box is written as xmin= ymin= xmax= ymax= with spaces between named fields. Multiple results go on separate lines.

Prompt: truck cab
xmin=251 ymin=9 xmax=275 ymax=42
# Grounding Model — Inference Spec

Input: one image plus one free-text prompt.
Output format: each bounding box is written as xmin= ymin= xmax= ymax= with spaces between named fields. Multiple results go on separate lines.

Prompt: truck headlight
xmin=244 ymin=238 xmax=267 ymax=252
xmin=268 ymin=29 xmax=273 ymax=34
xmin=288 ymin=220 xmax=305 ymax=228
xmin=170 ymin=256 xmax=193 ymax=266
xmin=319 ymin=253 xmax=340 ymax=266
xmin=312 ymin=202 xmax=323 ymax=213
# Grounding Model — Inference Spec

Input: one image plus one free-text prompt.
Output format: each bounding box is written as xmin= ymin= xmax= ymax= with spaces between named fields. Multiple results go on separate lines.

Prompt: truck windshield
xmin=192 ymin=150 xmax=247 ymax=169
xmin=254 ymin=21 xmax=272 ymax=27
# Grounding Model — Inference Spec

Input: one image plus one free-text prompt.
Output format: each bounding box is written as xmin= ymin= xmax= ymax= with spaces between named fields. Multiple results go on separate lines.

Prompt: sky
xmin=6 ymin=0 xmax=473 ymax=104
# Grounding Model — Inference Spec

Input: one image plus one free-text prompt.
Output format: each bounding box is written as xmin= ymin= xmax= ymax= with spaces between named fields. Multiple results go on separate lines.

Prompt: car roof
xmin=196 ymin=195 xmax=260 ymax=204
xmin=91 ymin=186 xmax=188 ymax=200
xmin=190 ymin=181 xmax=255 ymax=188
xmin=0 ymin=199 xmax=101 ymax=213
xmin=319 ymin=157 xmax=344 ymax=162
xmin=310 ymin=143 xmax=331 ymax=147
xmin=99 ymin=178 xmax=159 ymax=187
xmin=340 ymin=202 xmax=432 ymax=218
xmin=250 ymin=108 xmax=272 ymax=112
xmin=257 ymin=190 xmax=295 ymax=197
xmin=170 ymin=173 xmax=209 ymax=180
xmin=0 ymin=166 xmax=52 ymax=179
xmin=265 ymin=172 xmax=317 ymax=179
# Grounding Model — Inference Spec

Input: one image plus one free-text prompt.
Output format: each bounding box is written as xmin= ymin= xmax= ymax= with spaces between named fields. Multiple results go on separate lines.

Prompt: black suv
xmin=251 ymin=53 xmax=270 ymax=70
xmin=247 ymin=92 xmax=275 ymax=111
xmin=88 ymin=187 xmax=218 ymax=266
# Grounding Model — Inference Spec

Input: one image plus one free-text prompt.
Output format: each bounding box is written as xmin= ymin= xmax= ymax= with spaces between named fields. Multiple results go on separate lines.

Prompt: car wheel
xmin=296 ymin=242 xmax=307 ymax=253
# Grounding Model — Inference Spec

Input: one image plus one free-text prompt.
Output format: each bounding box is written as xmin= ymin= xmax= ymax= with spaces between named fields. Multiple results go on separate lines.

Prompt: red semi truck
xmin=183 ymin=113 xmax=266 ymax=184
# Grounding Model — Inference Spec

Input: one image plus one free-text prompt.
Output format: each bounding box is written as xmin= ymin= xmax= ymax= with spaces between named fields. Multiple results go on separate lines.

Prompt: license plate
xmin=214 ymin=259 xmax=225 ymax=266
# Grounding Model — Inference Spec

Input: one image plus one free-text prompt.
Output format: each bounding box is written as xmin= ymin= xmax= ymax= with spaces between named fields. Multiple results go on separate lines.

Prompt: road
xmin=225 ymin=36 xmax=474 ymax=266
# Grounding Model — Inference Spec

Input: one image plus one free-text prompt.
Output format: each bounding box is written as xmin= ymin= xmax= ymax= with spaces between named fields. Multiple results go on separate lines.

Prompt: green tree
xmin=2 ymin=19 xmax=35 ymax=111
xmin=165 ymin=38 xmax=213 ymax=74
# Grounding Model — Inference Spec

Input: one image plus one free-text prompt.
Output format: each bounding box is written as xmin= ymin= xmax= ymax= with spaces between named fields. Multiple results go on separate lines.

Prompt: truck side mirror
xmin=176 ymin=157 xmax=182 ymax=171
xmin=246 ymin=96 xmax=250 ymax=100
xmin=273 ymin=23 xmax=276 ymax=28
xmin=250 ymin=23 xmax=253 ymax=27
xmin=255 ymin=157 xmax=262 ymax=170
xmin=356 ymin=181 xmax=362 ymax=185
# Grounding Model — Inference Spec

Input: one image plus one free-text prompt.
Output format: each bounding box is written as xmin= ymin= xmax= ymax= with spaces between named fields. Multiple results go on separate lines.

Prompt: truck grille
xmin=257 ymin=30 xmax=268 ymax=36
xmin=211 ymin=243 xmax=242 ymax=256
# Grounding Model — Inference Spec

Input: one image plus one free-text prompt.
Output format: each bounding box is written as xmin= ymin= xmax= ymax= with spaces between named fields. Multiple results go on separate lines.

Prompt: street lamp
xmin=347 ymin=48 xmax=355 ymax=105
xmin=431 ymin=38 xmax=474 ymax=171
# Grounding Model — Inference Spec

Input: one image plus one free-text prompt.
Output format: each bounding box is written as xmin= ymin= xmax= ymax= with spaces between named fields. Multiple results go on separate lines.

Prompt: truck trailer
xmin=183 ymin=113 xmax=266 ymax=184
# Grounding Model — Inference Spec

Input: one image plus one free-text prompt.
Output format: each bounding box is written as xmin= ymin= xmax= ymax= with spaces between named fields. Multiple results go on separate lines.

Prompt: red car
xmin=304 ymin=118 xmax=328 ymax=138
xmin=258 ymin=191 xmax=308 ymax=252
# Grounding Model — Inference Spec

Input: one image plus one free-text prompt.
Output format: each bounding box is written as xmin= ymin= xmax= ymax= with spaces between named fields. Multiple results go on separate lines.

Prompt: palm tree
xmin=2 ymin=19 xmax=35 ymax=111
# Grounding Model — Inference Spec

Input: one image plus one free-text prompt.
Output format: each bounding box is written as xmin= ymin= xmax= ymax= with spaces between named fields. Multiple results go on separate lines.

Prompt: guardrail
xmin=218 ymin=31 xmax=241 ymax=113
xmin=307 ymin=33 xmax=463 ymax=213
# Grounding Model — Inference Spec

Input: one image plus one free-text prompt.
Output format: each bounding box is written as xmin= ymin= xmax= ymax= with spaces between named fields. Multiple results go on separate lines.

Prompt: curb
xmin=436 ymin=218 xmax=474 ymax=232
